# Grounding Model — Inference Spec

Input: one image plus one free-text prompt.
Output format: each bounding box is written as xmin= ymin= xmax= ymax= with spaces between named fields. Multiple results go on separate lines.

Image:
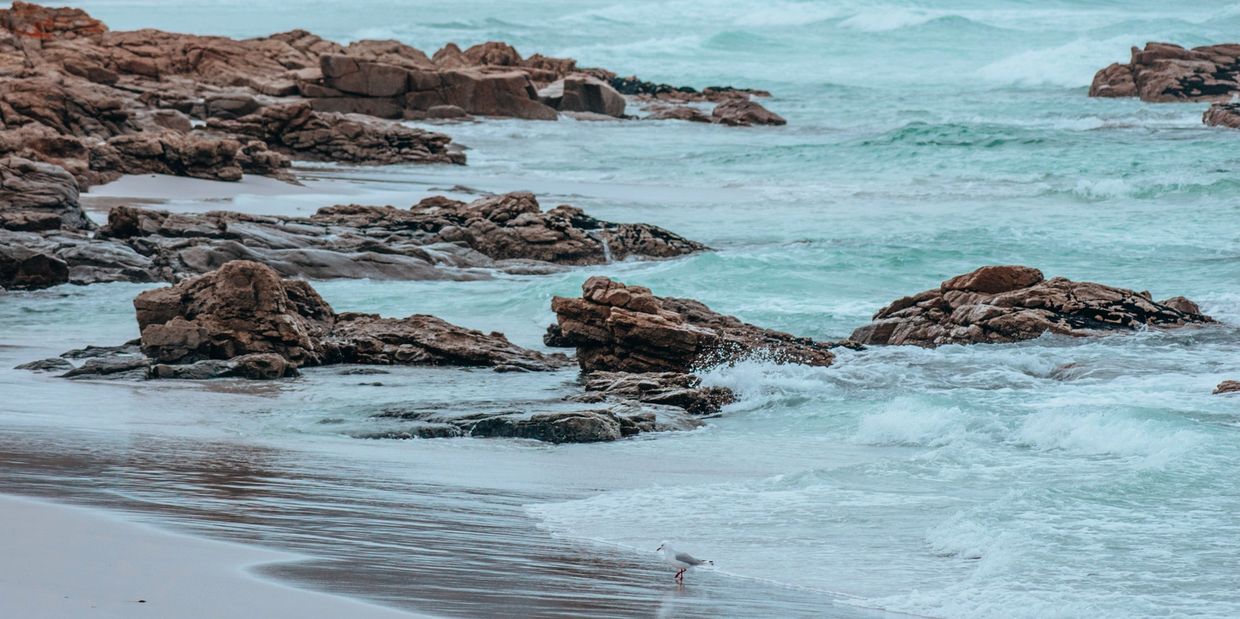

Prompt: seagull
xmin=656 ymin=541 xmax=713 ymax=583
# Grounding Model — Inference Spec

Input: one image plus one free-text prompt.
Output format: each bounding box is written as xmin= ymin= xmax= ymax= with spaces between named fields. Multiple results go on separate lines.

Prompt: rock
xmin=850 ymin=265 xmax=1213 ymax=347
xmin=425 ymin=104 xmax=470 ymax=119
xmin=205 ymin=102 xmax=463 ymax=165
xmin=0 ymin=244 xmax=68 ymax=289
xmin=1204 ymin=103 xmax=1240 ymax=129
xmin=322 ymin=312 xmax=568 ymax=371
xmin=1 ymin=1 xmax=107 ymax=39
xmin=134 ymin=260 xmax=565 ymax=371
xmin=60 ymin=356 xmax=150 ymax=379
xmin=711 ymin=98 xmax=786 ymax=126
xmin=549 ymin=276 xmax=840 ymax=373
xmin=149 ymin=353 xmax=297 ymax=380
xmin=204 ymin=93 xmax=262 ymax=120
xmin=0 ymin=156 xmax=91 ymax=232
xmin=1214 ymin=380 xmax=1240 ymax=395
xmin=134 ymin=260 xmax=335 ymax=365
xmin=610 ymin=76 xmax=770 ymax=102
xmin=15 ymin=357 xmax=73 ymax=372
xmin=404 ymin=68 xmax=559 ymax=120
xmin=343 ymin=39 xmax=434 ymax=70
xmin=365 ymin=402 xmax=701 ymax=443
xmin=645 ymin=105 xmax=713 ymax=123
xmin=1088 ymin=42 xmax=1240 ymax=102
xmin=539 ymin=76 xmax=625 ymax=117
xmin=570 ymin=371 xmax=736 ymax=415
xmin=89 ymin=131 xmax=281 ymax=184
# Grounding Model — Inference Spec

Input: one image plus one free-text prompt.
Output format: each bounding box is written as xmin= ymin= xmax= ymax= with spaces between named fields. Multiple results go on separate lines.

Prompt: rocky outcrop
xmin=1089 ymin=42 xmax=1240 ymax=102
xmin=1 ymin=171 xmax=705 ymax=289
xmin=148 ymin=353 xmax=297 ymax=380
xmin=205 ymin=102 xmax=462 ymax=165
xmin=0 ymin=156 xmax=91 ymax=231
xmin=609 ymin=76 xmax=770 ymax=102
xmin=133 ymin=260 xmax=568 ymax=370
xmin=549 ymin=276 xmax=840 ymax=373
xmin=850 ymin=265 xmax=1212 ymax=347
xmin=1 ymin=1 xmax=107 ymax=40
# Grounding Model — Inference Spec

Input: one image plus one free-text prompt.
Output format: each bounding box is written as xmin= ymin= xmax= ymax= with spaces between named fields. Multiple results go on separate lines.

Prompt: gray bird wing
xmin=675 ymin=552 xmax=707 ymax=566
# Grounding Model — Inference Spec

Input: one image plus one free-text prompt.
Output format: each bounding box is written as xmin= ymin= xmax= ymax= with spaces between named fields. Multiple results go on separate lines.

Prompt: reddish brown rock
xmin=134 ymin=259 xmax=567 ymax=370
xmin=539 ymin=76 xmax=626 ymax=118
xmin=0 ymin=1 xmax=106 ymax=40
xmin=205 ymin=102 xmax=463 ymax=165
xmin=850 ymin=265 xmax=1213 ymax=347
xmin=712 ymin=98 xmax=786 ymax=126
xmin=570 ymin=371 xmax=736 ymax=415
xmin=1213 ymin=380 xmax=1240 ymax=395
xmin=89 ymin=131 xmax=288 ymax=184
xmin=1203 ymin=102 xmax=1240 ymax=129
xmin=549 ymin=276 xmax=839 ymax=373
xmin=1089 ymin=42 xmax=1240 ymax=102
xmin=0 ymin=243 xmax=69 ymax=289
xmin=0 ymin=155 xmax=91 ymax=232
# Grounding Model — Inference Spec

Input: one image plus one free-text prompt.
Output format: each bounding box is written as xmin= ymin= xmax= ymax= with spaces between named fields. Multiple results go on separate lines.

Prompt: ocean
xmin=5 ymin=1 xmax=1240 ymax=616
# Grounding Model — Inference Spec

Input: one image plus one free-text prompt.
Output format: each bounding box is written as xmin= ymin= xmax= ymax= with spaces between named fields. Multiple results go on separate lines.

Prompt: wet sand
xmin=0 ymin=493 xmax=422 ymax=618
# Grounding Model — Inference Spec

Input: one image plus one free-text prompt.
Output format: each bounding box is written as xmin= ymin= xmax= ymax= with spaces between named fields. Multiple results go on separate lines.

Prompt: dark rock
xmin=366 ymin=402 xmax=702 ymax=443
xmin=539 ymin=76 xmax=625 ymax=117
xmin=0 ymin=244 xmax=68 ymax=289
xmin=149 ymin=353 xmax=297 ymax=380
xmin=850 ymin=265 xmax=1213 ymax=347
xmin=15 ymin=357 xmax=73 ymax=371
xmin=204 ymin=93 xmax=262 ymax=120
xmin=0 ymin=156 xmax=92 ymax=232
xmin=571 ymin=371 xmax=736 ymax=415
xmin=550 ymin=276 xmax=839 ymax=373
xmin=60 ymin=356 xmax=150 ymax=379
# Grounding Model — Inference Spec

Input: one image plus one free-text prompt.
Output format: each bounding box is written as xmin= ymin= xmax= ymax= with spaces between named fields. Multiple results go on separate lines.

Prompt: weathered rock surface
xmin=361 ymin=402 xmax=701 ymax=443
xmin=149 ymin=353 xmax=298 ymax=380
xmin=1 ymin=156 xmax=704 ymax=289
xmin=133 ymin=260 xmax=568 ymax=371
xmin=569 ymin=371 xmax=736 ymax=415
xmin=539 ymin=76 xmax=626 ymax=117
xmin=549 ymin=276 xmax=841 ymax=373
xmin=1203 ymin=102 xmax=1240 ymax=129
xmin=850 ymin=265 xmax=1213 ymax=348
xmin=1089 ymin=42 xmax=1240 ymax=102
xmin=205 ymin=102 xmax=462 ymax=165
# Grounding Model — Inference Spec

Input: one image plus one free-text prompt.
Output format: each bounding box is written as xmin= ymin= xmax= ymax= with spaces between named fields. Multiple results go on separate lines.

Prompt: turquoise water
xmin=9 ymin=1 xmax=1240 ymax=616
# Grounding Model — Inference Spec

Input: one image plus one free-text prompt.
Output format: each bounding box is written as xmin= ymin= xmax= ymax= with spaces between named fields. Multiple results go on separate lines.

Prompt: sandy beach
xmin=0 ymin=493 xmax=422 ymax=619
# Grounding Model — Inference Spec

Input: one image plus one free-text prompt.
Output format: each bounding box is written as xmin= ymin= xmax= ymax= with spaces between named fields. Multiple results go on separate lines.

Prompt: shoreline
xmin=0 ymin=492 xmax=426 ymax=619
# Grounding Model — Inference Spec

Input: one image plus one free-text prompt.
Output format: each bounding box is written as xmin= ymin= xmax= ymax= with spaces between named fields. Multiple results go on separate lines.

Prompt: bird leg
xmin=674 ymin=569 xmax=685 ymax=582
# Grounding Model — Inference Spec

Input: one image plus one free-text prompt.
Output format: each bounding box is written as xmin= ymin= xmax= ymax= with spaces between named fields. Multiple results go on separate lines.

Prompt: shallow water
xmin=7 ymin=1 xmax=1240 ymax=617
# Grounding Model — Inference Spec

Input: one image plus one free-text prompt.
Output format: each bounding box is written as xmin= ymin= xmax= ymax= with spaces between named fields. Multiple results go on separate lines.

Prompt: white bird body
xmin=656 ymin=541 xmax=712 ymax=583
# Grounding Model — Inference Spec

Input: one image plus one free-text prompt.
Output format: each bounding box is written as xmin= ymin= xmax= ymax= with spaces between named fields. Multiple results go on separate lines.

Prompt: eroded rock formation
xmin=850 ymin=265 xmax=1212 ymax=347
xmin=549 ymin=276 xmax=841 ymax=373
xmin=1089 ymin=42 xmax=1240 ymax=102
xmin=133 ymin=260 xmax=568 ymax=370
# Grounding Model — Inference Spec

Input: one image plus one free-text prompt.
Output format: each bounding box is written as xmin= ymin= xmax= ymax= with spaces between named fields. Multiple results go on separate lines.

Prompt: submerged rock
xmin=569 ymin=371 xmax=736 ymax=415
xmin=1089 ymin=42 xmax=1240 ymax=102
xmin=149 ymin=353 xmax=298 ymax=380
xmin=1214 ymin=380 xmax=1240 ymax=395
xmin=549 ymin=276 xmax=841 ymax=373
xmin=1203 ymin=103 xmax=1240 ymax=129
xmin=134 ymin=260 xmax=567 ymax=371
xmin=711 ymin=99 xmax=786 ymax=127
xmin=850 ymin=265 xmax=1212 ymax=347
xmin=363 ymin=402 xmax=701 ymax=444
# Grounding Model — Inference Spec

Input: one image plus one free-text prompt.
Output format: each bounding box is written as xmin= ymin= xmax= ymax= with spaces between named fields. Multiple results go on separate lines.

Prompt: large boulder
xmin=134 ymin=260 xmax=334 ymax=365
xmin=1204 ymin=103 xmax=1240 ymax=129
xmin=134 ymin=260 xmax=566 ymax=370
xmin=850 ymin=265 xmax=1213 ymax=347
xmin=539 ymin=76 xmax=626 ymax=117
xmin=0 ymin=244 xmax=69 ymax=289
xmin=549 ymin=276 xmax=839 ymax=373
xmin=0 ymin=156 xmax=91 ymax=232
xmin=1088 ymin=42 xmax=1240 ymax=102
